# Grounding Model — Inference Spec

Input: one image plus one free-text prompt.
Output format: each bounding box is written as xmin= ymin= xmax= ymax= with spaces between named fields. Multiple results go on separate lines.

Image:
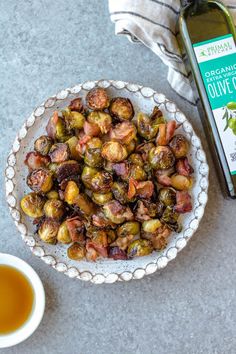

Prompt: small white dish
xmin=0 ymin=253 xmax=45 ymax=348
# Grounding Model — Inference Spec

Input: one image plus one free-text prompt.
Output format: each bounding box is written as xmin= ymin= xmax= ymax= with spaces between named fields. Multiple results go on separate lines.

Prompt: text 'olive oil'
xmin=179 ymin=0 xmax=236 ymax=198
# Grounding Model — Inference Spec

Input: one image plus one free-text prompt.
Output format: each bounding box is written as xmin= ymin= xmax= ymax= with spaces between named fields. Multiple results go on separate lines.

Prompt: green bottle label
xmin=193 ymin=34 xmax=236 ymax=176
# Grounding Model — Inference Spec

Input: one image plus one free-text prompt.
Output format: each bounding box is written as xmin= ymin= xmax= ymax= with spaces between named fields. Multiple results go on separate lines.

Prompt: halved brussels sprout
xmin=129 ymin=165 xmax=147 ymax=181
xmin=64 ymin=181 xmax=80 ymax=204
xmin=46 ymin=190 xmax=59 ymax=200
xmin=84 ymin=148 xmax=103 ymax=168
xmin=86 ymin=87 xmax=110 ymax=110
xmin=117 ymin=221 xmax=140 ymax=238
xmin=126 ymin=139 xmax=136 ymax=155
xmin=149 ymin=146 xmax=175 ymax=170
xmin=20 ymin=193 xmax=45 ymax=218
xmin=127 ymin=239 xmax=153 ymax=258
xmin=38 ymin=218 xmax=60 ymax=244
xmin=56 ymin=160 xmax=80 ymax=183
xmin=158 ymin=187 xmax=176 ymax=206
xmin=49 ymin=143 xmax=70 ymax=163
xmin=170 ymin=174 xmax=192 ymax=190
xmin=87 ymin=111 xmax=112 ymax=134
xmin=89 ymin=171 xmax=113 ymax=193
xmin=137 ymin=112 xmax=159 ymax=140
xmin=67 ymin=243 xmax=86 ymax=260
xmin=161 ymin=206 xmax=180 ymax=231
xmin=74 ymin=193 xmax=95 ymax=215
xmin=109 ymin=97 xmax=134 ymax=121
xmin=81 ymin=166 xmax=98 ymax=188
xmin=43 ymin=199 xmax=65 ymax=219
xmin=101 ymin=141 xmax=128 ymax=162
xmin=142 ymin=219 xmax=162 ymax=233
xmin=112 ymin=181 xmax=130 ymax=204
xmin=63 ymin=109 xmax=85 ymax=130
xmin=107 ymin=230 xmax=117 ymax=244
xmin=34 ymin=135 xmax=53 ymax=156
xmin=57 ymin=222 xmax=71 ymax=244
xmin=92 ymin=192 xmax=113 ymax=205
xmin=27 ymin=168 xmax=53 ymax=193
xmin=66 ymin=136 xmax=81 ymax=160
xmin=128 ymin=153 xmax=144 ymax=167
xmin=169 ymin=134 xmax=189 ymax=158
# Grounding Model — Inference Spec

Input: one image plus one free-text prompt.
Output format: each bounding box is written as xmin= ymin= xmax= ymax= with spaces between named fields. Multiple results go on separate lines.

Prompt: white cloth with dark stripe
xmin=109 ymin=0 xmax=236 ymax=105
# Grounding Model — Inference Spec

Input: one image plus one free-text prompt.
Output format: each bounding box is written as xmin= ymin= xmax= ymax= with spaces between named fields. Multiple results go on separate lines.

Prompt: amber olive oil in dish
xmin=179 ymin=0 xmax=236 ymax=198
xmin=0 ymin=265 xmax=34 ymax=334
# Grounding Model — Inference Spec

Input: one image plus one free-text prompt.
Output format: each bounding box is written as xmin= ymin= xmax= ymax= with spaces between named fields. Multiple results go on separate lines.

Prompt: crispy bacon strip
xmin=174 ymin=191 xmax=192 ymax=213
xmin=83 ymin=121 xmax=100 ymax=136
xmin=176 ymin=157 xmax=194 ymax=177
xmin=66 ymin=217 xmax=85 ymax=243
xmin=112 ymin=162 xmax=130 ymax=180
xmin=24 ymin=152 xmax=50 ymax=170
xmin=156 ymin=120 xmax=177 ymax=146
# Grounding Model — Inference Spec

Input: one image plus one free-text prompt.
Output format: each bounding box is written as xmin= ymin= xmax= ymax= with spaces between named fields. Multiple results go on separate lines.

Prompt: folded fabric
xmin=109 ymin=0 xmax=236 ymax=105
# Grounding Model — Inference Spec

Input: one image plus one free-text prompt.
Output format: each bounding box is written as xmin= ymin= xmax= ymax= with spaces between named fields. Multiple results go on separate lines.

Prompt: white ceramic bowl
xmin=0 ymin=253 xmax=45 ymax=348
xmin=5 ymin=80 xmax=209 ymax=284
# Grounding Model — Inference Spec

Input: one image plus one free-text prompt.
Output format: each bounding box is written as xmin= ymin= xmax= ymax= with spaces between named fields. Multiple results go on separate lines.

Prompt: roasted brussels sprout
xmin=149 ymin=146 xmax=175 ymax=170
xmin=38 ymin=218 xmax=60 ymax=244
xmin=21 ymin=192 xmax=45 ymax=218
xmin=25 ymin=152 xmax=50 ymax=171
xmin=66 ymin=136 xmax=81 ymax=160
xmin=49 ymin=143 xmax=70 ymax=163
xmin=109 ymin=97 xmax=134 ymax=121
xmin=81 ymin=166 xmax=98 ymax=188
xmin=89 ymin=171 xmax=113 ymax=193
xmin=129 ymin=165 xmax=147 ymax=181
xmin=107 ymin=230 xmax=117 ymax=244
xmin=137 ymin=112 xmax=160 ymax=140
xmin=27 ymin=168 xmax=53 ymax=193
xmin=127 ymin=239 xmax=153 ymax=258
xmin=169 ymin=134 xmax=189 ymax=158
xmin=112 ymin=181 xmax=130 ymax=204
xmin=126 ymin=139 xmax=136 ymax=155
xmin=56 ymin=160 xmax=80 ymax=183
xmin=48 ymin=162 xmax=58 ymax=174
xmin=117 ymin=221 xmax=140 ymax=238
xmin=103 ymin=200 xmax=133 ymax=224
xmin=92 ymin=192 xmax=113 ymax=205
xmin=84 ymin=137 xmax=103 ymax=168
xmin=87 ymin=111 xmax=112 ymax=134
xmin=68 ymin=97 xmax=84 ymax=112
xmin=109 ymin=121 xmax=137 ymax=145
xmin=34 ymin=135 xmax=53 ymax=156
xmin=142 ymin=219 xmax=162 ymax=233
xmin=43 ymin=199 xmax=65 ymax=219
xmin=67 ymin=243 xmax=86 ymax=260
xmin=128 ymin=153 xmax=144 ymax=167
xmin=136 ymin=142 xmax=155 ymax=162
xmin=159 ymin=187 xmax=176 ymax=206
xmin=86 ymin=87 xmax=110 ymax=110
xmin=74 ymin=193 xmax=95 ymax=215
xmin=46 ymin=190 xmax=59 ymax=200
xmin=63 ymin=109 xmax=85 ymax=130
xmin=64 ymin=181 xmax=80 ymax=204
xmin=46 ymin=111 xmax=66 ymax=141
xmin=161 ymin=206 xmax=179 ymax=231
xmin=170 ymin=174 xmax=192 ymax=190
xmin=134 ymin=200 xmax=163 ymax=222
xmin=57 ymin=222 xmax=71 ymax=244
xmin=101 ymin=141 xmax=128 ymax=162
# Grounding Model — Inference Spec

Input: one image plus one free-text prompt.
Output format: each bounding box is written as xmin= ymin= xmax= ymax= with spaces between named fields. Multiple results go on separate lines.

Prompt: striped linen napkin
xmin=108 ymin=0 xmax=236 ymax=105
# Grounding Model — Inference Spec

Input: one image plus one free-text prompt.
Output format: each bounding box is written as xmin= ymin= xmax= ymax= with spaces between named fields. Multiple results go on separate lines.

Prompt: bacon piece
xmin=136 ymin=142 xmax=155 ymax=161
xmin=136 ymin=181 xmax=154 ymax=199
xmin=156 ymin=120 xmax=177 ymax=146
xmin=46 ymin=111 xmax=59 ymax=139
xmin=83 ymin=121 xmax=100 ymax=136
xmin=109 ymin=247 xmax=127 ymax=260
xmin=176 ymin=157 xmax=194 ymax=177
xmin=24 ymin=152 xmax=50 ymax=170
xmin=66 ymin=217 xmax=85 ymax=243
xmin=110 ymin=121 xmax=136 ymax=145
xmin=112 ymin=162 xmax=130 ymax=180
xmin=156 ymin=174 xmax=172 ymax=186
xmin=128 ymin=178 xmax=137 ymax=199
xmin=174 ymin=191 xmax=192 ymax=213
xmin=69 ymin=97 xmax=84 ymax=112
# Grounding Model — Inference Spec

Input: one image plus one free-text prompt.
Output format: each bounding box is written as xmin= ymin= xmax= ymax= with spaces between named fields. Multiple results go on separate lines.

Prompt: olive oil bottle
xmin=179 ymin=0 xmax=236 ymax=198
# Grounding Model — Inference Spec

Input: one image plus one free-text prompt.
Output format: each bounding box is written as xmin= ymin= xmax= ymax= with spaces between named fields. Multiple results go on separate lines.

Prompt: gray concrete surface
xmin=0 ymin=1 xmax=236 ymax=353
